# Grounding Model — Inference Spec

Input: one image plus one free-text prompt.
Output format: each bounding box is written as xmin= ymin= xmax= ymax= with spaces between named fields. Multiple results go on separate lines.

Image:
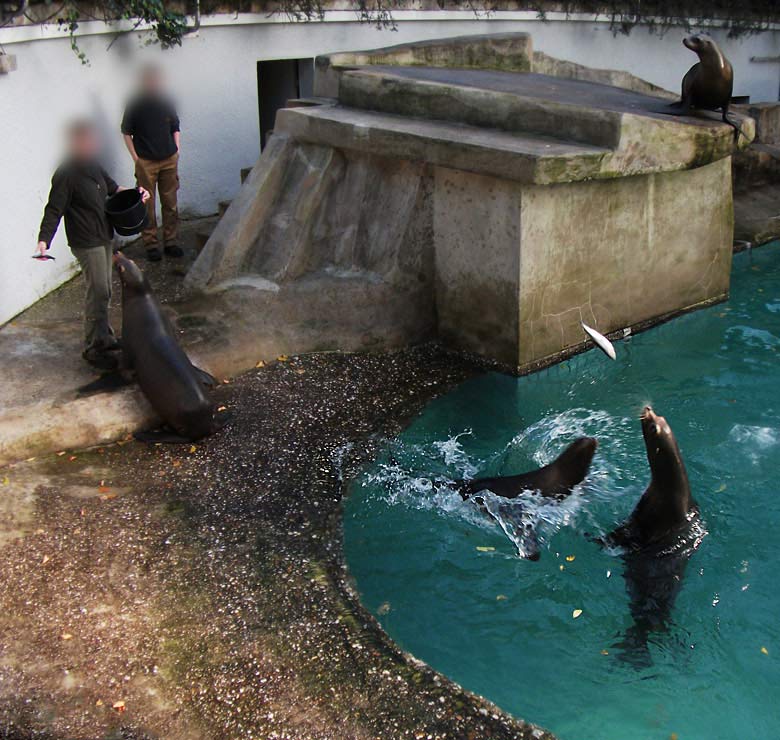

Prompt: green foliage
xmin=55 ymin=0 xmax=187 ymax=64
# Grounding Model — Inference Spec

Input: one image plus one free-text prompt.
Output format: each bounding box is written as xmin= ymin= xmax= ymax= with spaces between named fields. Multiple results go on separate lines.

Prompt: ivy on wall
xmin=1 ymin=0 xmax=779 ymax=63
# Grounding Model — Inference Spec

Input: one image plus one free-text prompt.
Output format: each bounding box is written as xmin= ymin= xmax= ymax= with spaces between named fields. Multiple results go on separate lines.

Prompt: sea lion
xmin=603 ymin=406 xmax=706 ymax=665
xmin=456 ymin=437 xmax=598 ymax=560
xmin=81 ymin=253 xmax=223 ymax=442
xmin=670 ymin=34 xmax=741 ymax=139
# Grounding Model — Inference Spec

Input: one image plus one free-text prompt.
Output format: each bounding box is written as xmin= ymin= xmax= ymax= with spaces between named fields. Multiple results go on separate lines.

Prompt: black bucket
xmin=105 ymin=189 xmax=149 ymax=237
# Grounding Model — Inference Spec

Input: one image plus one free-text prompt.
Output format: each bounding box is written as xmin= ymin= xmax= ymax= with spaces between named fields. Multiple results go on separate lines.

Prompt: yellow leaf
xmin=565 ymin=555 xmax=575 ymax=562
xmin=559 ymin=565 xmax=565 ymax=571
xmin=255 ymin=360 xmax=265 ymax=368
xmin=715 ymin=483 xmax=726 ymax=493
xmin=56 ymin=451 xmax=66 ymax=456
xmin=95 ymin=699 xmax=103 ymax=707
xmin=217 ymin=406 xmax=227 ymax=412
xmin=42 ymin=555 xmax=50 ymax=565
xmin=476 ymin=546 xmax=495 ymax=552
xmin=1 ymin=477 xmax=8 ymax=486
xmin=496 ymin=594 xmax=507 ymax=601
xmin=61 ymin=633 xmax=73 ymax=641
xmin=189 ymin=445 xmax=197 ymax=453
xmin=277 ymin=355 xmax=289 ymax=362
xmin=296 ymin=368 xmax=306 ymax=375
xmin=600 ymin=649 xmax=609 ymax=656
xmin=25 ymin=457 xmax=36 ymax=462
xmin=572 ymin=609 xmax=583 ymax=619
xmin=112 ymin=700 xmax=126 ymax=712
xmin=761 ymin=646 xmax=769 ymax=655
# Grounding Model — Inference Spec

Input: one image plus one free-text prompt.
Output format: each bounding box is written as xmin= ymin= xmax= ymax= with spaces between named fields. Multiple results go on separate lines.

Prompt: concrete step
xmin=276 ymin=103 xmax=610 ymax=185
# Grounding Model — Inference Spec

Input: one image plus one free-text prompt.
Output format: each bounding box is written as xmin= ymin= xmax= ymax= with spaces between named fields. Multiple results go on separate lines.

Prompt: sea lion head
xmin=556 ymin=437 xmax=599 ymax=489
xmin=113 ymin=251 xmax=151 ymax=296
xmin=640 ymin=406 xmax=691 ymax=508
xmin=683 ymin=34 xmax=725 ymax=66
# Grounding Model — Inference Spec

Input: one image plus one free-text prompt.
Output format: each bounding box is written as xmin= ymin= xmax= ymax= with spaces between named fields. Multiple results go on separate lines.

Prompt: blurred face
xmin=141 ymin=67 xmax=163 ymax=94
xmin=68 ymin=125 xmax=100 ymax=161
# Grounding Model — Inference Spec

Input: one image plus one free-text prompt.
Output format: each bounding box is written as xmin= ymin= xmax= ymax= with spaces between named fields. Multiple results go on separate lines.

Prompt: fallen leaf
xmin=377 ymin=602 xmax=391 ymax=615
xmin=100 ymin=493 xmax=117 ymax=501
xmin=42 ymin=555 xmax=50 ymax=565
xmin=255 ymin=360 xmax=265 ymax=368
xmin=572 ymin=609 xmax=583 ymax=619
xmin=222 ymin=378 xmax=230 ymax=385
xmin=68 ymin=456 xmax=77 ymax=462
xmin=296 ymin=368 xmax=306 ymax=375
xmin=277 ymin=355 xmax=289 ymax=362
xmin=112 ymin=700 xmax=126 ymax=712
xmin=61 ymin=633 xmax=73 ymax=641
xmin=600 ymin=649 xmax=609 ymax=656
xmin=496 ymin=594 xmax=507 ymax=601
xmin=217 ymin=406 xmax=227 ymax=412
xmin=1 ymin=477 xmax=8 ymax=486
xmin=98 ymin=486 xmax=111 ymax=494
xmin=189 ymin=445 xmax=197 ymax=453
xmin=172 ymin=460 xmax=182 ymax=468
xmin=559 ymin=565 xmax=565 ymax=571
xmin=95 ymin=699 xmax=103 ymax=707
xmin=25 ymin=457 xmax=36 ymax=462
xmin=565 ymin=555 xmax=576 ymax=562
xmin=56 ymin=451 xmax=66 ymax=457
xmin=714 ymin=483 xmax=726 ymax=493
xmin=475 ymin=546 xmax=495 ymax=552
xmin=761 ymin=646 xmax=769 ymax=655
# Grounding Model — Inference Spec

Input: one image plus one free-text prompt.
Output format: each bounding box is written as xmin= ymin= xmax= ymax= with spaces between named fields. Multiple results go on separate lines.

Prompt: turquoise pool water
xmin=344 ymin=245 xmax=780 ymax=740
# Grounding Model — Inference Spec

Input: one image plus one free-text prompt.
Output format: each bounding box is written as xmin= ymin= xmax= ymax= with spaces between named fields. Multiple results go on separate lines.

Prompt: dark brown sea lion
xmin=603 ymin=406 xmax=706 ymax=665
xmin=670 ymin=34 xmax=741 ymax=139
xmin=457 ymin=437 xmax=598 ymax=561
xmin=78 ymin=253 xmax=224 ymax=442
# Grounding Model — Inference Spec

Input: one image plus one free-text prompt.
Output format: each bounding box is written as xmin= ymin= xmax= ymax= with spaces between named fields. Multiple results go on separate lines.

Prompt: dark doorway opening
xmin=257 ymin=58 xmax=315 ymax=150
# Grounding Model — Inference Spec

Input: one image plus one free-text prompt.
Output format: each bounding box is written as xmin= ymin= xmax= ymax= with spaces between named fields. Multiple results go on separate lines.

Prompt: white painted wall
xmin=0 ymin=11 xmax=778 ymax=325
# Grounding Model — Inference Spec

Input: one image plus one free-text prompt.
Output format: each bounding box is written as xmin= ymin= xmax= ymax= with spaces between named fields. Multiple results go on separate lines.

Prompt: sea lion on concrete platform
xmin=670 ymin=34 xmax=741 ymax=139
xmin=603 ymin=406 xmax=706 ymax=665
xmin=456 ymin=437 xmax=598 ymax=560
xmin=80 ymin=253 xmax=223 ymax=443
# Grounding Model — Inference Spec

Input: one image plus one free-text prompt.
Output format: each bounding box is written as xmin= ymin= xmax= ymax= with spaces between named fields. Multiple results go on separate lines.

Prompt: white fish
xmin=581 ymin=322 xmax=616 ymax=360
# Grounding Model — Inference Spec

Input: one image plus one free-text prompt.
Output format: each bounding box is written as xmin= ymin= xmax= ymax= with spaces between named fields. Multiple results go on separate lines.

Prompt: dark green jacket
xmin=38 ymin=159 xmax=118 ymax=250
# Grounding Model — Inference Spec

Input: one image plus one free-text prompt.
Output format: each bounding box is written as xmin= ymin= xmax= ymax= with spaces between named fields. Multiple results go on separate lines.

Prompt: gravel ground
xmin=0 ymin=345 xmax=555 ymax=740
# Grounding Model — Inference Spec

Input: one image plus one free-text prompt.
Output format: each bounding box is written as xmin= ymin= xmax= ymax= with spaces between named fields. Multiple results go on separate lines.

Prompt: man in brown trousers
xmin=121 ymin=65 xmax=183 ymax=261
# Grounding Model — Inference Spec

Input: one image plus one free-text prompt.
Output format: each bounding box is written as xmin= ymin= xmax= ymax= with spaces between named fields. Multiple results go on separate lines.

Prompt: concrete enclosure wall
xmin=1 ymin=12 xmax=778 ymax=325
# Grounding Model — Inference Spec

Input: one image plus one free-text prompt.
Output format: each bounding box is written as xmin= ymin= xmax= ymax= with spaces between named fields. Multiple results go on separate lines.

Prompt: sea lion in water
xmin=80 ymin=253 xmax=223 ymax=442
xmin=670 ymin=34 xmax=741 ymax=139
xmin=603 ymin=406 xmax=706 ymax=665
xmin=456 ymin=438 xmax=598 ymax=560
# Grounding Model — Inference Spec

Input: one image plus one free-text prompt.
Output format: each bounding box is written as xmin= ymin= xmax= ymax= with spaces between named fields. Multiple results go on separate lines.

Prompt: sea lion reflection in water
xmin=602 ymin=406 xmax=706 ymax=666
xmin=455 ymin=438 xmax=598 ymax=561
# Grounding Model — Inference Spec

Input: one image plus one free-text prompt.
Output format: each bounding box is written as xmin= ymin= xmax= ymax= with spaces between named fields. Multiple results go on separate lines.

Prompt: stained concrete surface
xmin=0 ymin=345 xmax=555 ymax=740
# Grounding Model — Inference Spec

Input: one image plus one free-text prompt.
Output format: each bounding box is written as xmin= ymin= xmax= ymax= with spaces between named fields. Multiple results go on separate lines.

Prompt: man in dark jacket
xmin=121 ymin=65 xmax=182 ymax=262
xmin=36 ymin=120 xmax=149 ymax=370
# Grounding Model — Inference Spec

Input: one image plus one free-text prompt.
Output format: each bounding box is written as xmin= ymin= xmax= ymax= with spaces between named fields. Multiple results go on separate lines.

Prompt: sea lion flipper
xmin=76 ymin=370 xmax=134 ymax=397
xmin=191 ymin=364 xmax=219 ymax=389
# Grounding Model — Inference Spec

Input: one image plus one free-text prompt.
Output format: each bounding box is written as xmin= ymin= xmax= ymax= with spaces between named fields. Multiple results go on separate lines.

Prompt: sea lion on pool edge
xmin=456 ymin=437 xmax=598 ymax=561
xmin=669 ymin=34 xmax=741 ymax=140
xmin=603 ymin=406 xmax=706 ymax=665
xmin=79 ymin=253 xmax=225 ymax=443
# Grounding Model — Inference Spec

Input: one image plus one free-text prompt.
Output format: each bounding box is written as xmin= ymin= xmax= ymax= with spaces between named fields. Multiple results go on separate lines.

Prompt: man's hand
xmin=138 ymin=187 xmax=151 ymax=203
xmin=35 ymin=241 xmax=47 ymax=257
